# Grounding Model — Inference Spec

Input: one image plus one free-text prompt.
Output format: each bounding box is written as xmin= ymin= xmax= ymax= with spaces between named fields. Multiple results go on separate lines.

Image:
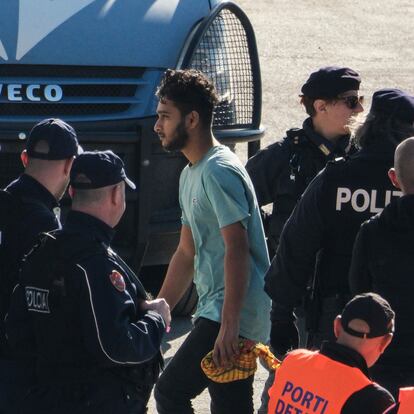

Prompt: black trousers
xmin=154 ymin=317 xmax=254 ymax=414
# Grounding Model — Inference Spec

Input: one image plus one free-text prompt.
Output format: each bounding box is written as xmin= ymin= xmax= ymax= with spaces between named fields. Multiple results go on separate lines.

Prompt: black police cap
xmin=26 ymin=118 xmax=82 ymax=160
xmin=371 ymin=88 xmax=414 ymax=123
xmin=301 ymin=66 xmax=361 ymax=99
xmin=70 ymin=150 xmax=136 ymax=190
xmin=341 ymin=293 xmax=395 ymax=339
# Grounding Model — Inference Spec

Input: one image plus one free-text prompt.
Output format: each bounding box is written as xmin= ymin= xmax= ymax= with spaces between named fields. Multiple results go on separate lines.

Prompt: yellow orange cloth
xmin=201 ymin=339 xmax=281 ymax=383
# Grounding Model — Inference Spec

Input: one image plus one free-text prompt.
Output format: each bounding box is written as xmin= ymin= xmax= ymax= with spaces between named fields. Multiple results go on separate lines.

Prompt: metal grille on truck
xmin=189 ymin=9 xmax=255 ymax=129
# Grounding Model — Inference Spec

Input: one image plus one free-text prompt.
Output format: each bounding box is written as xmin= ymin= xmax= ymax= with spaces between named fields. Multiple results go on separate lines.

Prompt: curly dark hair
xmin=156 ymin=69 xmax=219 ymax=127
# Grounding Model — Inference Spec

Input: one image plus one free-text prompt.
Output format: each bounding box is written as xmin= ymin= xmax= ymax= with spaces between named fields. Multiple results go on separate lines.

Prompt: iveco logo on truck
xmin=0 ymin=84 xmax=63 ymax=102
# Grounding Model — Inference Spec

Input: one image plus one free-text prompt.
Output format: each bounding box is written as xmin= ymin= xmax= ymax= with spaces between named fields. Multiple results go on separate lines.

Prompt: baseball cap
xmin=340 ymin=293 xmax=395 ymax=339
xmin=70 ymin=150 xmax=136 ymax=190
xmin=301 ymin=66 xmax=361 ymax=99
xmin=26 ymin=118 xmax=82 ymax=160
xmin=370 ymin=88 xmax=414 ymax=123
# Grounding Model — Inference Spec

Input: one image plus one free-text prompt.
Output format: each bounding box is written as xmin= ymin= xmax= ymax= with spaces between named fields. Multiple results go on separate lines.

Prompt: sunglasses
xmin=338 ymin=95 xmax=364 ymax=110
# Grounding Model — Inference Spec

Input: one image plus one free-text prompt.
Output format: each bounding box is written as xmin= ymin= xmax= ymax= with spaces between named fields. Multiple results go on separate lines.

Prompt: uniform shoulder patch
xmin=110 ymin=270 xmax=126 ymax=292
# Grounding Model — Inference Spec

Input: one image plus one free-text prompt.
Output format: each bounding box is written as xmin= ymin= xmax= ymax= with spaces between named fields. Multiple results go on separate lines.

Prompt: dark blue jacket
xmin=1 ymin=174 xmax=60 ymax=354
xmin=350 ymin=195 xmax=414 ymax=372
xmin=246 ymin=118 xmax=351 ymax=254
xmin=4 ymin=174 xmax=60 ymax=261
xmin=6 ymin=211 xmax=165 ymax=385
xmin=265 ymin=147 xmax=400 ymax=336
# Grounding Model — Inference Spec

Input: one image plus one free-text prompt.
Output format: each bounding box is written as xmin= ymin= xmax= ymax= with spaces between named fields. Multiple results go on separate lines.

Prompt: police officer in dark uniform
xmin=350 ymin=136 xmax=414 ymax=397
xmin=265 ymin=88 xmax=414 ymax=354
xmin=247 ymin=67 xmax=363 ymax=413
xmin=0 ymin=118 xmax=81 ymax=348
xmin=246 ymin=66 xmax=363 ymax=259
xmin=0 ymin=118 xmax=81 ymax=411
xmin=6 ymin=151 xmax=170 ymax=414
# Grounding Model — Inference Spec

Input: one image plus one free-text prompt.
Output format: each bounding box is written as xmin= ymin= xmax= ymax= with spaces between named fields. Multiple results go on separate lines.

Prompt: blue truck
xmin=0 ymin=0 xmax=263 ymax=309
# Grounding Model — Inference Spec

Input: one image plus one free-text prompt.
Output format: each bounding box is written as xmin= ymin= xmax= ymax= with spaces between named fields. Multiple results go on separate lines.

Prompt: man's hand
xmin=270 ymin=320 xmax=298 ymax=357
xmin=212 ymin=322 xmax=240 ymax=367
xmin=141 ymin=298 xmax=171 ymax=330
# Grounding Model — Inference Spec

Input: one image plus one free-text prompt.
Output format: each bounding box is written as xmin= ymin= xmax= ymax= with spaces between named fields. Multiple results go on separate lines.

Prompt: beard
xmin=162 ymin=119 xmax=189 ymax=152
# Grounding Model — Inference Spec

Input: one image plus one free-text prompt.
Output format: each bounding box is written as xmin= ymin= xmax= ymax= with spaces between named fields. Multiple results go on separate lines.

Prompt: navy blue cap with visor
xmin=341 ymin=293 xmax=395 ymax=339
xmin=301 ymin=66 xmax=361 ymax=99
xmin=26 ymin=118 xmax=82 ymax=160
xmin=70 ymin=150 xmax=136 ymax=190
xmin=371 ymin=88 xmax=414 ymax=123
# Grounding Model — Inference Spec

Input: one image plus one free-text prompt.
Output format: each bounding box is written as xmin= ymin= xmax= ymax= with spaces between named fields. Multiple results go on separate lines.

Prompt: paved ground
xmin=148 ymin=1 xmax=413 ymax=412
xmin=238 ymin=0 xmax=414 ymax=159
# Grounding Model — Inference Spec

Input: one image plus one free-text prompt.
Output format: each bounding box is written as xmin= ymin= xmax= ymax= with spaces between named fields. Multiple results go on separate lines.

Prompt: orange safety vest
xmin=268 ymin=349 xmax=373 ymax=414
xmin=397 ymin=387 xmax=414 ymax=414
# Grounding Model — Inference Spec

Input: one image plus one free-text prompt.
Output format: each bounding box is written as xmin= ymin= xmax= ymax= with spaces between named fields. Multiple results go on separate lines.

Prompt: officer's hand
xmin=141 ymin=298 xmax=171 ymax=330
xmin=270 ymin=320 xmax=298 ymax=358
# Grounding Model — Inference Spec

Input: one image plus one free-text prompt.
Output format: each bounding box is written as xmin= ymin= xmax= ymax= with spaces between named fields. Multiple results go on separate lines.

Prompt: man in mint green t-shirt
xmin=153 ymin=69 xmax=270 ymax=414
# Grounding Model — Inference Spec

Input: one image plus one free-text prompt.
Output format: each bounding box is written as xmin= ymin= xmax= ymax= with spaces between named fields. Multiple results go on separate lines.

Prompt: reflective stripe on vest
xmin=398 ymin=387 xmax=414 ymax=414
xmin=268 ymin=349 xmax=372 ymax=414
